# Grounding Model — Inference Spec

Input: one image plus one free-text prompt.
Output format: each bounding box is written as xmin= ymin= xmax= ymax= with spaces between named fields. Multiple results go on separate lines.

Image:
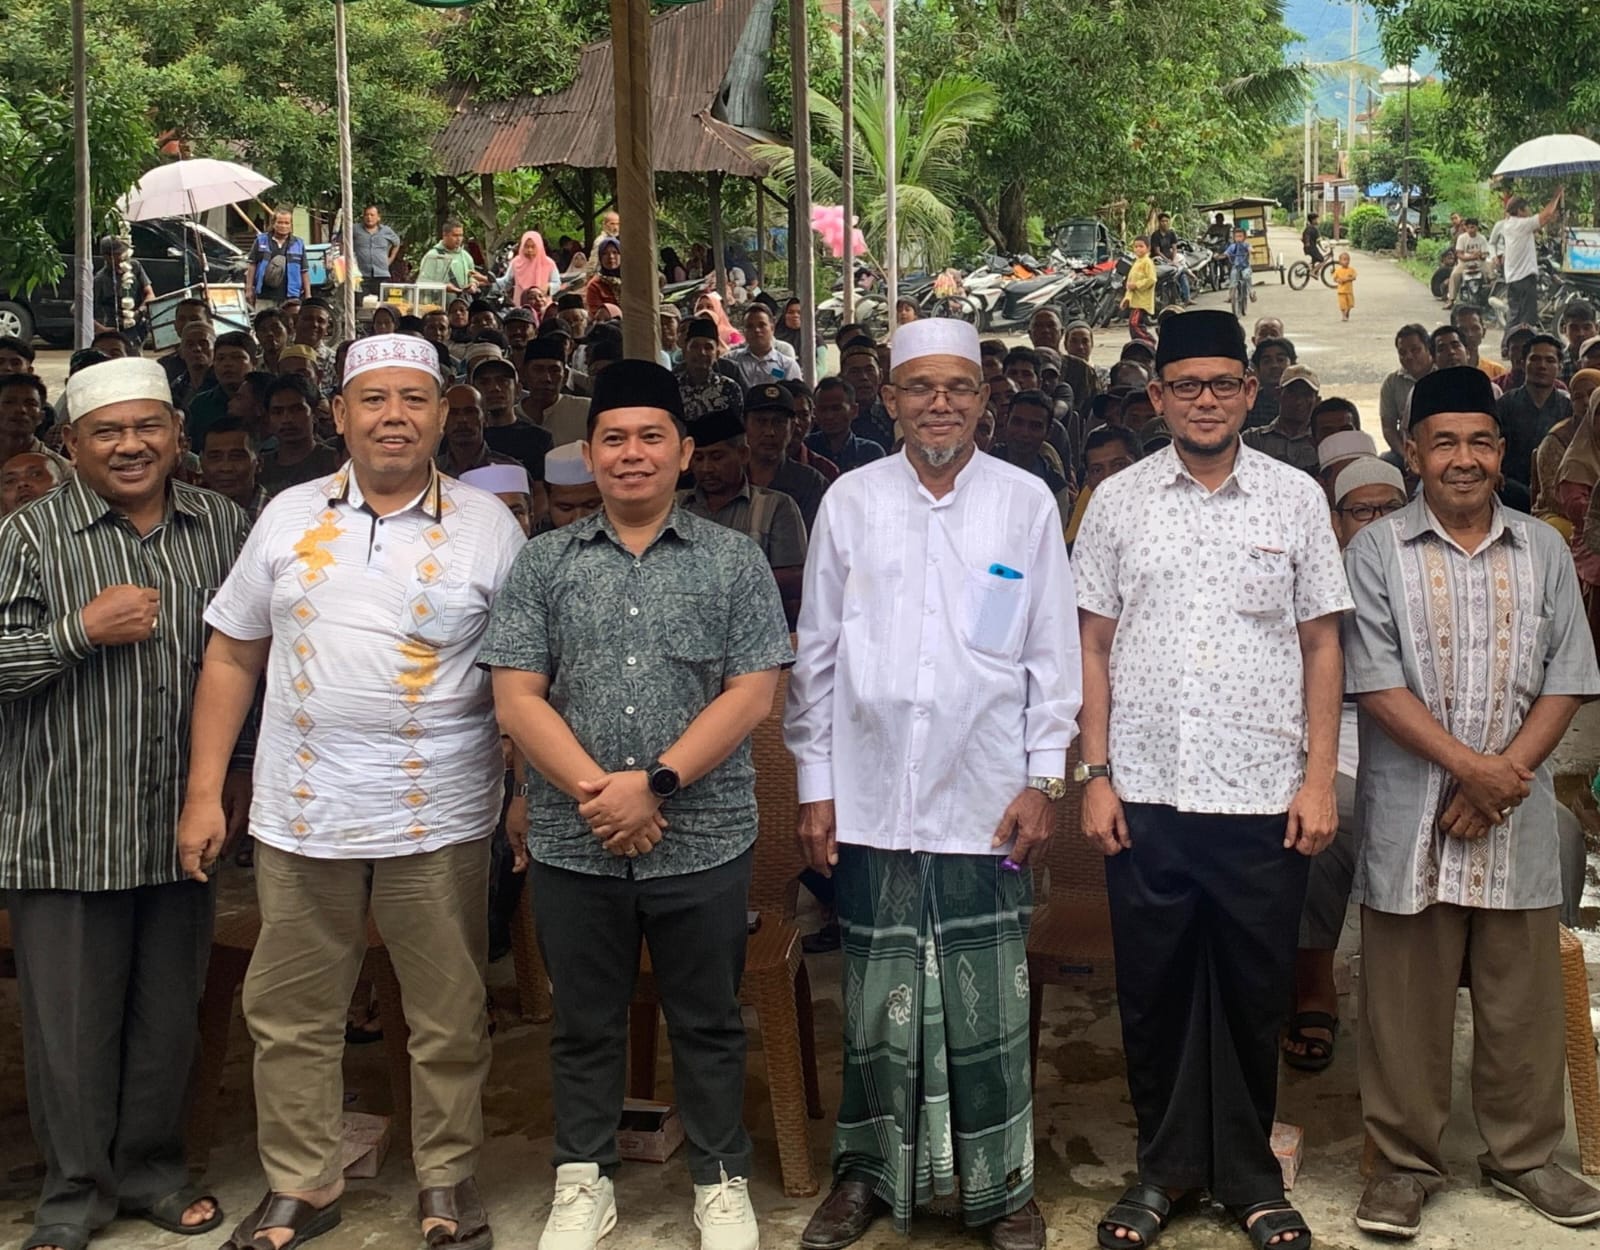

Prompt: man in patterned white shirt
xmin=1072 ymin=309 xmax=1351 ymax=1250
xmin=787 ymin=317 xmax=1081 ymax=1250
xmin=177 ymin=334 xmax=525 ymax=1250
xmin=1343 ymin=366 xmax=1600 ymax=1237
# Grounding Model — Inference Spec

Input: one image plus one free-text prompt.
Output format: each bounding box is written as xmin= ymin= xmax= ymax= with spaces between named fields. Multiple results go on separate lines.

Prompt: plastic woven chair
xmin=627 ymin=670 xmax=823 ymax=1197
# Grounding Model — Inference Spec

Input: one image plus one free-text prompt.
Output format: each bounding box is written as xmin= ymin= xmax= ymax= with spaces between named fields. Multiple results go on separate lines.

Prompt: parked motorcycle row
xmin=1428 ymin=240 xmax=1598 ymax=328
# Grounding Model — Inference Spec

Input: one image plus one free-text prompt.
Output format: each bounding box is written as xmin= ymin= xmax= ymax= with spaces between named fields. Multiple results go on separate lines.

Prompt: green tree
xmin=439 ymin=0 xmax=608 ymax=102
xmin=754 ymin=73 xmax=998 ymax=269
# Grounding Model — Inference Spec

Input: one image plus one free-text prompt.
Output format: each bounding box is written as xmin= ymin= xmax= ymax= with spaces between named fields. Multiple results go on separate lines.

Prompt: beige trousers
xmin=243 ymin=838 xmax=491 ymax=1190
xmin=1358 ymin=902 xmax=1566 ymax=1186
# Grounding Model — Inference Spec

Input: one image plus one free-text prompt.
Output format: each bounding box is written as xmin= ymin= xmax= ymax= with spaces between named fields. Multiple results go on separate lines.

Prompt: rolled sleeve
xmin=478 ymin=543 xmax=553 ymax=674
xmin=1068 ymin=489 xmax=1122 ymax=619
xmin=722 ymin=549 xmax=794 ymax=679
xmin=1342 ymin=530 xmax=1408 ymax=693
xmin=1021 ymin=506 xmax=1081 ymax=775
xmin=1538 ymin=537 xmax=1600 ymax=697
xmin=767 ymin=494 xmax=809 ymax=570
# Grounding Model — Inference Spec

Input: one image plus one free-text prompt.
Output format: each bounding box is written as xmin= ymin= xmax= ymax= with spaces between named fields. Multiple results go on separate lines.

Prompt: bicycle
xmin=1230 ymin=266 xmax=1252 ymax=319
xmin=1286 ymin=254 xmax=1337 ymax=291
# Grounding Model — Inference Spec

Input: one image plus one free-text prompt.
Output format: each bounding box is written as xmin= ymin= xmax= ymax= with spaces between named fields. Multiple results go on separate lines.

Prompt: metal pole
xmin=839 ymin=0 xmax=853 ymax=327
xmin=883 ymin=0 xmax=896 ymax=340
xmin=789 ymin=0 xmax=815 ymax=382
xmin=1302 ymin=99 xmax=1313 ymax=216
xmin=610 ymin=0 xmax=659 ymax=360
xmin=71 ymin=0 xmax=92 ymax=349
xmin=333 ymin=0 xmax=357 ymax=337
xmin=1346 ymin=0 xmax=1359 ymax=174
xmin=1399 ymin=65 xmax=1412 ymax=259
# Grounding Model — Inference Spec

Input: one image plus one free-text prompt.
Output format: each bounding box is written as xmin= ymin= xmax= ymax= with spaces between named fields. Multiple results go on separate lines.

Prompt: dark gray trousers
xmin=530 ymin=849 xmax=753 ymax=1185
xmin=7 ymin=880 xmax=214 ymax=1238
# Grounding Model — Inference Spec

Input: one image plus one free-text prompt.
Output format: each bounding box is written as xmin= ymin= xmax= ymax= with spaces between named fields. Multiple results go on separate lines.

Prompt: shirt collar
xmin=687 ymin=480 xmax=752 ymax=510
xmin=323 ymin=461 xmax=444 ymax=521
xmin=578 ymin=502 xmax=697 ymax=550
xmin=1395 ymin=493 xmax=1519 ymax=554
xmin=58 ymin=473 xmax=201 ymax=533
xmin=892 ymin=444 xmax=986 ymax=504
xmin=1153 ymin=440 xmax=1264 ymax=496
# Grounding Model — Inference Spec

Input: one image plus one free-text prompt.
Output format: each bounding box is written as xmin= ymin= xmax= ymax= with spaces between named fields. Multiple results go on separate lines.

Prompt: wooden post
xmin=883 ymin=0 xmax=897 ymax=335
xmin=71 ymin=0 xmax=91 ymax=349
xmin=333 ymin=0 xmax=357 ymax=337
xmin=754 ymin=179 xmax=765 ymax=288
xmin=709 ymin=171 xmax=728 ymax=306
xmin=839 ymin=0 xmax=853 ymax=326
xmin=579 ymin=169 xmax=597 ymax=252
xmin=788 ymin=0 xmax=815 ymax=381
xmin=609 ymin=0 xmax=658 ymax=360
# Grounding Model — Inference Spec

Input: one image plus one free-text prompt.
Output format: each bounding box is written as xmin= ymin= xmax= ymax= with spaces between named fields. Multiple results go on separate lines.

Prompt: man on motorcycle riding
xmin=1150 ymin=213 xmax=1191 ymax=305
xmin=1445 ymin=218 xmax=1490 ymax=309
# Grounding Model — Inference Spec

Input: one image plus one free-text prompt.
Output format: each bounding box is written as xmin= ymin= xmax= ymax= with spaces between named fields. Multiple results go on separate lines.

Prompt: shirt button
xmin=625 ymin=756 xmax=636 ymax=766
xmin=629 ymin=607 xmax=639 ymax=617
xmin=626 ymin=656 xmax=637 ymax=666
xmin=625 ymin=706 xmax=635 ymax=715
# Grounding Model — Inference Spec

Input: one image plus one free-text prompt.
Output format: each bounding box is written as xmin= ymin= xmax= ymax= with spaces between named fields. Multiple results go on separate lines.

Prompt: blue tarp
xmin=1365 ymin=182 xmax=1422 ymax=198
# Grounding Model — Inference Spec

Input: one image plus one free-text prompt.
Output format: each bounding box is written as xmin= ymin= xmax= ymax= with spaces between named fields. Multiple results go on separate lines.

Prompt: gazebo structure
xmin=431 ymin=0 xmax=791 ymax=303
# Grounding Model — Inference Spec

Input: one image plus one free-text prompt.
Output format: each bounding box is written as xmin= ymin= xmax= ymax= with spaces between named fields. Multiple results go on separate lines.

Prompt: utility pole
xmin=1347 ymin=0 xmax=1359 ymax=175
xmin=1302 ymin=99 xmax=1313 ymax=217
xmin=788 ymin=0 xmax=815 ymax=381
xmin=333 ymin=0 xmax=356 ymax=337
xmin=71 ymin=0 xmax=91 ymax=350
xmin=883 ymin=0 xmax=897 ymax=335
xmin=1399 ymin=64 xmax=1412 ymax=259
xmin=840 ymin=0 xmax=853 ymax=327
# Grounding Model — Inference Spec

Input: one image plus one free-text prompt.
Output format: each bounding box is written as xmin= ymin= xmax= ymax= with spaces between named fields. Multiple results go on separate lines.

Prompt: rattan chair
xmin=627 ymin=671 xmax=823 ymax=1197
xmin=1025 ymin=747 xmax=1116 ymax=1078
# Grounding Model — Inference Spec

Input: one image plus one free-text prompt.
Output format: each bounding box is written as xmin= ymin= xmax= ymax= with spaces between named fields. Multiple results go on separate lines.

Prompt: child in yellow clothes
xmin=1334 ymin=251 xmax=1357 ymax=320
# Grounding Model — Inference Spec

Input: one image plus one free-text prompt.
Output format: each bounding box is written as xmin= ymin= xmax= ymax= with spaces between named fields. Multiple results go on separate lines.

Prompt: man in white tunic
xmin=176 ymin=335 xmax=525 ymax=1250
xmin=785 ymin=318 xmax=1081 ymax=1250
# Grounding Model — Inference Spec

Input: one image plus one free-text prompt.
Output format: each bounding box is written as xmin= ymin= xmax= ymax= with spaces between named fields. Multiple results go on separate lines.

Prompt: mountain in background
xmin=1282 ymin=0 xmax=1437 ymax=124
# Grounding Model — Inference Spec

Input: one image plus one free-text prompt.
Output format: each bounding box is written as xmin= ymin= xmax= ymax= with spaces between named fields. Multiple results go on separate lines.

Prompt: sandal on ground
xmin=418 ymin=1178 xmax=493 ymax=1250
xmin=1281 ymin=1011 xmax=1339 ymax=1073
xmin=1097 ymin=1184 xmax=1192 ymax=1248
xmin=221 ymin=1192 xmax=342 ymax=1250
xmin=21 ymin=1223 xmax=90 ymax=1250
xmin=1230 ymin=1200 xmax=1312 ymax=1250
xmin=128 ymin=1186 xmax=225 ymax=1235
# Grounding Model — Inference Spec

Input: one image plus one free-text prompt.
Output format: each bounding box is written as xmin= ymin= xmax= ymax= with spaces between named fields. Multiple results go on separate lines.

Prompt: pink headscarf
xmin=510 ymin=231 xmax=558 ymax=306
xmin=695 ymin=291 xmax=743 ymax=347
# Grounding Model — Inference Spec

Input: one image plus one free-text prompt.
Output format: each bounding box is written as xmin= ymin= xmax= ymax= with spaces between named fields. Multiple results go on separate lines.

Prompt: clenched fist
xmin=81 ymin=585 xmax=160 ymax=647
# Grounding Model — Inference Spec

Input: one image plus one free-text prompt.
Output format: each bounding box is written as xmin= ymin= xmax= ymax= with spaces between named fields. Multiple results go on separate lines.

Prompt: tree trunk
xmin=998 ymin=179 xmax=1028 ymax=254
xmin=961 ymin=193 xmax=1007 ymax=252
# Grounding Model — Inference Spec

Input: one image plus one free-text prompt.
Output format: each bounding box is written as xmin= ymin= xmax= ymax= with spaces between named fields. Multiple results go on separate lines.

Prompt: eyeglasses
xmin=1335 ymin=500 xmax=1405 ymax=522
xmin=1162 ymin=376 xmax=1247 ymax=400
xmin=891 ymin=382 xmax=984 ymax=403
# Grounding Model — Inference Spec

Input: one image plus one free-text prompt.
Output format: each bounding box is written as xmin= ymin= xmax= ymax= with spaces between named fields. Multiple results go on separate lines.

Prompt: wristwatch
xmin=646 ymin=761 xmax=680 ymax=800
xmin=1072 ymin=761 xmax=1113 ymax=784
xmin=1026 ymin=776 xmax=1068 ymax=802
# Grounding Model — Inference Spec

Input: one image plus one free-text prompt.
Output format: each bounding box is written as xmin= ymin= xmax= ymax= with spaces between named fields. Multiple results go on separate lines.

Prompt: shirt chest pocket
xmin=961 ymin=568 xmax=1028 ymax=660
xmin=658 ymin=590 xmax=727 ymax=674
xmin=1235 ymin=546 xmax=1295 ymax=620
xmin=399 ymin=573 xmax=473 ymax=645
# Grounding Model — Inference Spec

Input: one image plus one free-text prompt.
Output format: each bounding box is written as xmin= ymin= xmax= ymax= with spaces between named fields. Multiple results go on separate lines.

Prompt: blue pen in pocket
xmin=988 ymin=563 xmax=1023 ymax=579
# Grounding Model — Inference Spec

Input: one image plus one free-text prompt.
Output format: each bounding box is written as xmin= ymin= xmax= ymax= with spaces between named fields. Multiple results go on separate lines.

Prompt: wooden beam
xmin=709 ymin=171 xmax=727 ymax=308
xmin=610 ymin=0 xmax=659 ymax=361
xmin=789 ymin=0 xmax=815 ymax=381
xmin=754 ymin=179 xmax=765 ymax=288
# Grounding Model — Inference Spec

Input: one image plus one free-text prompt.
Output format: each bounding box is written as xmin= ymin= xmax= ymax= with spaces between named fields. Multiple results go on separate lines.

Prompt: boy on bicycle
xmin=1226 ymin=228 xmax=1254 ymax=311
xmin=1301 ymin=213 xmax=1325 ymax=267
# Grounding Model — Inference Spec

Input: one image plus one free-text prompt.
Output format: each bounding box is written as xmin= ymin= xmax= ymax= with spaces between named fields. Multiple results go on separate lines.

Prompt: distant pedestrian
xmin=1334 ymin=252 xmax=1357 ymax=322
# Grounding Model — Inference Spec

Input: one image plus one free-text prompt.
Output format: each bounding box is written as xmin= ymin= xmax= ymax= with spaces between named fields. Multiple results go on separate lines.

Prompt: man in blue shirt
xmin=805 ymin=377 xmax=885 ymax=472
xmin=349 ymin=205 xmax=402 ymax=296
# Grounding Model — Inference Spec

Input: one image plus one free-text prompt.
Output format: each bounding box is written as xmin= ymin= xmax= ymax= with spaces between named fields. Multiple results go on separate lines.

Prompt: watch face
xmin=649 ymin=766 xmax=679 ymax=798
xmin=1072 ymin=762 xmax=1089 ymax=783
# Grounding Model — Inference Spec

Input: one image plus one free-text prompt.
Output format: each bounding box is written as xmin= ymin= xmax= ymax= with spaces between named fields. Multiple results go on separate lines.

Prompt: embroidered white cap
xmin=889 ymin=318 xmax=981 ymax=371
xmin=544 ymin=441 xmax=594 ymax=486
xmin=1316 ymin=429 xmax=1377 ymax=469
xmin=459 ymin=464 xmax=531 ymax=496
xmin=63 ymin=356 xmax=173 ymax=420
xmin=342 ymin=333 xmax=443 ymax=388
xmin=1332 ymin=456 xmax=1406 ymax=505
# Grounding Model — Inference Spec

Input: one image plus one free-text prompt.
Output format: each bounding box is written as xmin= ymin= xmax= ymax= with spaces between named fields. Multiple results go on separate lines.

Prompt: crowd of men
xmin=3 ymin=193 xmax=1600 ymax=1250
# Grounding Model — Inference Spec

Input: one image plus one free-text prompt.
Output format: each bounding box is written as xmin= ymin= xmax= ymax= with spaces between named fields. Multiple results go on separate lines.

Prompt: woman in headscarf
xmin=497 ymin=230 xmax=560 ymax=307
xmin=1534 ymin=367 xmax=1600 ymax=528
xmin=776 ymin=297 xmax=804 ymax=353
xmin=583 ymin=237 xmax=622 ymax=317
xmin=447 ymin=296 xmax=473 ymax=344
xmin=367 ymin=304 xmax=398 ymax=336
xmin=693 ymin=290 xmax=743 ymax=347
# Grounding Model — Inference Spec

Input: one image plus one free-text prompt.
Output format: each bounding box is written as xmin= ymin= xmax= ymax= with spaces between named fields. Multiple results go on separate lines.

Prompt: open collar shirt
xmin=1343 ymin=497 xmax=1600 ymax=914
xmin=1071 ymin=442 xmax=1352 ymax=815
xmin=725 ymin=345 xmax=803 ymax=388
xmin=0 ymin=477 xmax=251 ymax=890
xmin=204 ymin=463 xmax=526 ymax=860
xmin=477 ymin=506 xmax=793 ymax=879
xmin=784 ymin=450 xmax=1082 ymax=856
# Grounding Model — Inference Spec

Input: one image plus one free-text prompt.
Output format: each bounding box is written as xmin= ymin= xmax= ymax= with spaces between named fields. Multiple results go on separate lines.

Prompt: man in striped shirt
xmin=0 ymin=356 xmax=252 ymax=1250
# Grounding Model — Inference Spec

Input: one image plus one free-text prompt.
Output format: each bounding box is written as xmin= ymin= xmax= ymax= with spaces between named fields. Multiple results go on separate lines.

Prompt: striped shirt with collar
xmin=0 ymin=475 xmax=252 ymax=891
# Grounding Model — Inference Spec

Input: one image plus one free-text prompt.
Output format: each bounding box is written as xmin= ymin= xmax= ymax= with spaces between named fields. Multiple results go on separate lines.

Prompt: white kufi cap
xmin=889 ymin=318 xmax=982 ymax=371
xmin=544 ymin=441 xmax=595 ymax=486
xmin=63 ymin=356 xmax=172 ymax=420
xmin=1333 ymin=456 xmax=1406 ymax=505
xmin=343 ymin=333 xmax=443 ymax=388
xmin=1316 ymin=429 xmax=1377 ymax=469
xmin=459 ymin=464 xmax=531 ymax=496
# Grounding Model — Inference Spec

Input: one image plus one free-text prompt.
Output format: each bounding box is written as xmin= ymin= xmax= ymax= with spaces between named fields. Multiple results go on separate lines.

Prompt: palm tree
xmin=755 ymin=73 xmax=998 ymax=271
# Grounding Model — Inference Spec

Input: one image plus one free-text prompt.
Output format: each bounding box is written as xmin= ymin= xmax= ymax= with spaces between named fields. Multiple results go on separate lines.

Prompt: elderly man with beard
xmin=1345 ymin=367 xmax=1600 ymax=1237
xmin=0 ymin=357 xmax=254 ymax=1250
xmin=787 ymin=318 xmax=1081 ymax=1250
xmin=178 ymin=335 xmax=526 ymax=1250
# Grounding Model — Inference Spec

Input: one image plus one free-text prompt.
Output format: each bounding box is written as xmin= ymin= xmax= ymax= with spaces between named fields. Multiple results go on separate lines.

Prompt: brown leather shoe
xmin=799 ymin=1180 xmax=887 ymax=1250
xmin=988 ymin=1199 xmax=1046 ymax=1250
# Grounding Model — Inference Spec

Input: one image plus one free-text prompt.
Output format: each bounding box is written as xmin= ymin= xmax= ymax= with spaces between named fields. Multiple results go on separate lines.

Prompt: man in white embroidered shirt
xmin=1344 ymin=367 xmax=1600 ymax=1237
xmin=785 ymin=317 xmax=1081 ymax=1250
xmin=175 ymin=335 xmax=525 ymax=1250
xmin=1071 ymin=310 xmax=1351 ymax=1250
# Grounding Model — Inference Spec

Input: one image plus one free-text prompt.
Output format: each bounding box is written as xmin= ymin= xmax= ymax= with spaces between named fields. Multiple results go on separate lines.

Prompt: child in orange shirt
xmin=1334 ymin=251 xmax=1357 ymax=321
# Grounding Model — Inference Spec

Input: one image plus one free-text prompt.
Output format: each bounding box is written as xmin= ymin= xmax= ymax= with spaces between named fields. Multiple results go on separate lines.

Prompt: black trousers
xmin=531 ymin=849 xmax=753 ymax=1184
xmin=1104 ymin=805 xmax=1308 ymax=1207
xmin=1507 ymin=274 xmax=1541 ymax=338
xmin=7 ymin=880 xmax=214 ymax=1237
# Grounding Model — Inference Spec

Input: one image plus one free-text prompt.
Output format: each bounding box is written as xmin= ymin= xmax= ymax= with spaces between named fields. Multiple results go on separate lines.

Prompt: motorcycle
xmin=964 ymin=262 xmax=1081 ymax=334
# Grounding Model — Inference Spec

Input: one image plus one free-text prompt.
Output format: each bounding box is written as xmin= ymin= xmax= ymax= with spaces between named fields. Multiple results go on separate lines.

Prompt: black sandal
xmin=418 ymin=1178 xmax=493 ymax=1250
xmin=1282 ymin=1011 xmax=1339 ymax=1073
xmin=21 ymin=1223 xmax=90 ymax=1250
xmin=1231 ymin=1200 xmax=1312 ymax=1250
xmin=220 ymin=1192 xmax=342 ymax=1250
xmin=128 ymin=1186 xmax=225 ymax=1235
xmin=1097 ymin=1184 xmax=1189 ymax=1248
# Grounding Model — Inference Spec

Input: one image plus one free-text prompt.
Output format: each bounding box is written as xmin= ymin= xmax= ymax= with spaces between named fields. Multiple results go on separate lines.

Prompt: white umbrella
xmin=118 ymin=158 xmax=276 ymax=222
xmin=1492 ymin=134 xmax=1600 ymax=180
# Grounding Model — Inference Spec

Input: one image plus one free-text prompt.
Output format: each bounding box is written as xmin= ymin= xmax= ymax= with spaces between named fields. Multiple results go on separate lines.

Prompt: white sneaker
xmin=538 ymin=1163 xmax=617 ymax=1250
xmin=693 ymin=1166 xmax=759 ymax=1250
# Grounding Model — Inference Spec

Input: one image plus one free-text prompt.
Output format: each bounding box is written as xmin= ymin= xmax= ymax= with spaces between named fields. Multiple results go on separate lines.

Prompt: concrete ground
xmin=6 ymin=231 xmax=1598 ymax=1249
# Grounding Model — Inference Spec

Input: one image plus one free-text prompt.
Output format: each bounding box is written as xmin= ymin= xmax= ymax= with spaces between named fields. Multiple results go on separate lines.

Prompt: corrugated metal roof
xmin=434 ymin=0 xmax=784 ymax=179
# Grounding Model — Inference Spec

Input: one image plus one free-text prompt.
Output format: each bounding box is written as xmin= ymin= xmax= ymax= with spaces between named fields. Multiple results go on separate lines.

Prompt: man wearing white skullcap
xmin=786 ymin=316 xmax=1081 ymax=1250
xmin=460 ymin=462 xmax=534 ymax=537
xmin=0 ymin=354 xmax=253 ymax=1250
xmin=178 ymin=334 xmax=525 ymax=1250
xmin=540 ymin=441 xmax=601 ymax=529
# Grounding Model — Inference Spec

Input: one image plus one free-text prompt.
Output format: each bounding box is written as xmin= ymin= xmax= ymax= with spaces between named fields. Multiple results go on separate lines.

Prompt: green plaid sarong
xmin=831 ymin=844 xmax=1035 ymax=1231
